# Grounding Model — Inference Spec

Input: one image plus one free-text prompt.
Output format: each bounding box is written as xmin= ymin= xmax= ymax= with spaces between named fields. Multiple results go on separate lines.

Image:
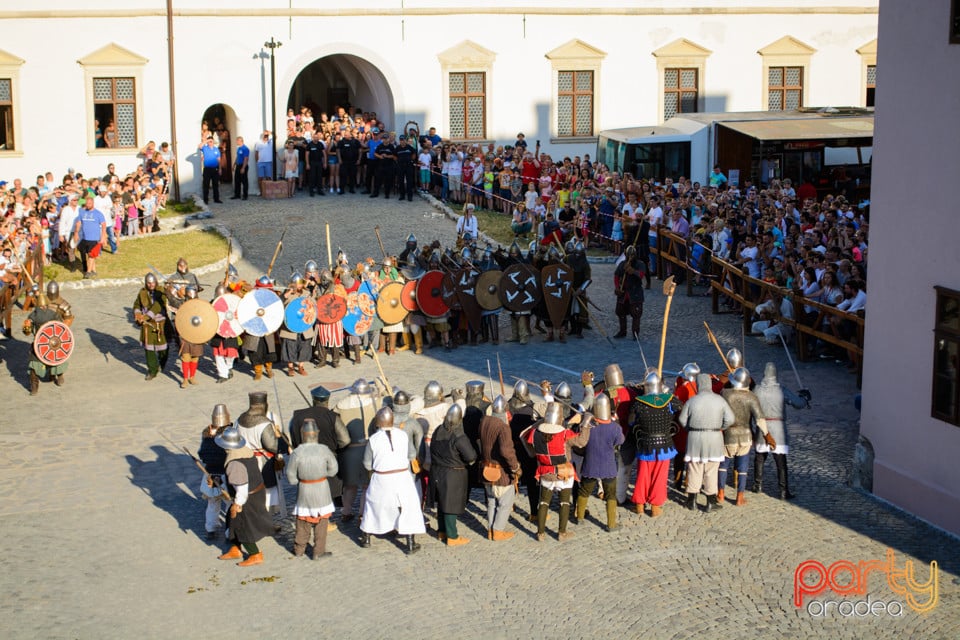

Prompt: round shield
xmin=236 ymin=287 xmax=284 ymax=337
xmin=175 ymin=298 xmax=219 ymax=344
xmin=400 ymin=280 xmax=419 ymax=312
xmin=212 ymin=293 xmax=242 ymax=338
xmin=343 ymin=280 xmax=377 ymax=336
xmin=33 ymin=320 xmax=74 ymax=366
xmin=284 ymin=296 xmax=318 ymax=333
xmin=475 ymin=270 xmax=503 ymax=311
xmin=416 ymin=271 xmax=449 ymax=318
xmin=441 ymin=273 xmax=461 ymax=311
xmin=499 ymin=263 xmax=541 ymax=312
xmin=316 ymin=293 xmax=347 ymax=324
xmin=377 ymin=281 xmax=408 ymax=325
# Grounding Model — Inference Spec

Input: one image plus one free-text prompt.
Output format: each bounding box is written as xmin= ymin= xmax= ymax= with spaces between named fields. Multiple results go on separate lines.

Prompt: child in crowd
xmin=140 ymin=187 xmax=158 ymax=234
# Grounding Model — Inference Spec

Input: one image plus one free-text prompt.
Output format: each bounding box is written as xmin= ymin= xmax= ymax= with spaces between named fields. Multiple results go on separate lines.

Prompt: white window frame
xmin=0 ymin=49 xmax=24 ymax=156
xmin=78 ymin=43 xmax=148 ymax=154
xmin=545 ymin=39 xmax=606 ymax=143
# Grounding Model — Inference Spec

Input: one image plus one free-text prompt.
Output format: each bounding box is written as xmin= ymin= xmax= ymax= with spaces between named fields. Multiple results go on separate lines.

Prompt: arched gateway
xmin=287 ymin=54 xmax=395 ymax=128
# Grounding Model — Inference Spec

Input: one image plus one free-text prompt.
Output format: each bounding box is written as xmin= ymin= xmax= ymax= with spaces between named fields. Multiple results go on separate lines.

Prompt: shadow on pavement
xmin=86 ymin=328 xmax=146 ymax=373
xmin=1 ymin=333 xmax=33 ymax=393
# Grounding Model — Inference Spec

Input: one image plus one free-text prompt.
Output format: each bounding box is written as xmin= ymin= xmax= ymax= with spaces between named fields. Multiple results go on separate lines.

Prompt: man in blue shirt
xmin=362 ymin=129 xmax=381 ymax=194
xmin=198 ymin=136 xmax=222 ymax=204
xmin=231 ymin=136 xmax=250 ymax=200
xmin=72 ymin=196 xmax=107 ymax=278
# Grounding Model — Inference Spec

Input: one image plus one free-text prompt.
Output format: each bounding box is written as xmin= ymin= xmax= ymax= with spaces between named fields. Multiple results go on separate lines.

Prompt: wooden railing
xmin=649 ymin=225 xmax=865 ymax=382
xmin=0 ymin=246 xmax=44 ymax=332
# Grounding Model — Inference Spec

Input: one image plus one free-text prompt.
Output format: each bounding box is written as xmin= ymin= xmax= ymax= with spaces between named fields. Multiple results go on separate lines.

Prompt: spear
xmin=160 ymin=431 xmax=231 ymax=502
xmin=266 ymin=225 xmax=288 ymax=279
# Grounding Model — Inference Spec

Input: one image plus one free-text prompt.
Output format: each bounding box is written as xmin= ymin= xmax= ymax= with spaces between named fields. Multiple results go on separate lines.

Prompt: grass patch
xmin=462 ymin=204 xmax=616 ymax=257
xmin=45 ymin=229 xmax=229 ymax=282
xmin=160 ymin=197 xmax=202 ymax=217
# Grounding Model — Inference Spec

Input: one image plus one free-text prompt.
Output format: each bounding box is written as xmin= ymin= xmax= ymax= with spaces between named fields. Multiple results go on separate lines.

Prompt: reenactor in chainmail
xmin=720 ymin=367 xmax=776 ymax=507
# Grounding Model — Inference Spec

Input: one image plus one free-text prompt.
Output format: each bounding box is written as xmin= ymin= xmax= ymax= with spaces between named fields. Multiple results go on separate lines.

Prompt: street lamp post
xmin=264 ymin=37 xmax=282 ymax=183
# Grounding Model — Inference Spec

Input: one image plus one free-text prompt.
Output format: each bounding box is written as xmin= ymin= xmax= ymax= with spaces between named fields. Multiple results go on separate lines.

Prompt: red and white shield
xmin=34 ymin=320 xmax=75 ymax=366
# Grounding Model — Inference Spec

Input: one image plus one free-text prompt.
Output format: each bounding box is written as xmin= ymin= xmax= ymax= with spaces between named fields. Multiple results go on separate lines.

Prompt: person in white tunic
xmin=360 ymin=407 xmax=425 ymax=555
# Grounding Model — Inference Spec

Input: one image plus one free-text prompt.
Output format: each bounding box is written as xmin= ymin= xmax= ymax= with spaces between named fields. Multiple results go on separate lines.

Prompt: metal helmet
xmin=542 ymin=402 xmax=563 ymax=426
xmin=304 ymin=260 xmax=319 ymax=277
xmin=319 ymin=268 xmax=333 ymax=286
xmin=444 ymin=403 xmax=463 ymax=428
xmin=460 ymin=246 xmax=473 ymax=262
xmin=624 ymin=244 xmax=637 ymax=259
xmin=213 ymin=283 xmax=227 ymax=297
xmin=406 ymin=233 xmax=417 ymax=250
xmin=351 ymin=378 xmax=372 ymax=395
xmin=340 ymin=272 xmax=355 ymax=289
xmin=763 ymin=362 xmax=779 ymax=385
xmin=726 ymin=348 xmax=743 ymax=369
xmin=546 ymin=246 xmax=561 ymax=262
xmin=424 ymin=380 xmax=444 ymax=405
xmin=256 ymin=275 xmax=274 ymax=289
xmin=574 ymin=240 xmax=585 ymax=254
xmin=300 ymin=418 xmax=319 ymax=442
xmin=643 ymin=370 xmax=662 ymax=395
xmin=184 ymin=285 xmax=198 ymax=300
xmin=465 ymin=381 xmax=484 ymax=398
xmin=289 ymin=270 xmax=305 ymax=287
xmin=211 ymin=404 xmax=231 ymax=428
xmin=45 ymin=280 xmax=60 ymax=300
xmin=382 ymin=256 xmax=394 ymax=269
xmin=227 ymin=264 xmax=239 ymax=282
xmin=144 ymin=272 xmax=158 ymax=287
xmin=555 ymin=381 xmax=572 ymax=403
xmin=214 ymin=426 xmax=247 ymax=450
xmin=512 ymin=379 xmax=529 ymax=402
xmin=593 ymin=393 xmax=612 ymax=421
xmin=528 ymin=240 xmax=538 ymax=255
xmin=508 ymin=240 xmax=522 ymax=259
xmin=604 ymin=363 xmax=624 ymax=389
xmin=565 ymin=239 xmax=576 ymax=254
xmin=491 ymin=395 xmax=508 ymax=418
xmin=681 ymin=362 xmax=701 ymax=382
xmin=730 ymin=367 xmax=751 ymax=390
xmin=375 ymin=407 xmax=394 ymax=429
xmin=392 ymin=390 xmax=411 ymax=416
xmin=248 ymin=391 xmax=268 ymax=411
xmin=428 ymin=250 xmax=441 ymax=268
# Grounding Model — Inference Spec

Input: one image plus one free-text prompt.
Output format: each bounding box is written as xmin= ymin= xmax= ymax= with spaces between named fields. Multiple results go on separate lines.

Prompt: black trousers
xmin=202 ymin=166 xmax=220 ymax=203
xmin=365 ymin=158 xmax=379 ymax=192
xmin=339 ymin=162 xmax=358 ymax=192
xmin=375 ymin=162 xmax=395 ymax=197
xmin=233 ymin=165 xmax=248 ymax=199
xmin=308 ymin=164 xmax=324 ymax=194
xmin=396 ymin=163 xmax=416 ymax=200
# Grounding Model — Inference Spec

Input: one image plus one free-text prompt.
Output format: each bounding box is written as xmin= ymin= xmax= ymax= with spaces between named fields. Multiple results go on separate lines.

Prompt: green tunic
xmin=133 ymin=287 xmax=169 ymax=350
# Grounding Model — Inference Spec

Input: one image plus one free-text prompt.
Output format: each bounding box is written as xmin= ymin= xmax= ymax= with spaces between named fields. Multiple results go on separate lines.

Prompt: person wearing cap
xmin=198 ymin=405 xmax=232 ymax=539
xmin=394 ymin=134 xmax=416 ymax=202
xmin=216 ymin=426 xmax=275 ymax=566
xmin=286 ymin=418 xmax=339 ymax=559
xmin=288 ymin=384 xmax=349 ymax=515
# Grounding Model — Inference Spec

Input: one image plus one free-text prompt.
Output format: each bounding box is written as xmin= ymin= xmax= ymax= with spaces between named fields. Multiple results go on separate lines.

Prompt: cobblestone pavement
xmin=1 ymin=190 xmax=957 ymax=639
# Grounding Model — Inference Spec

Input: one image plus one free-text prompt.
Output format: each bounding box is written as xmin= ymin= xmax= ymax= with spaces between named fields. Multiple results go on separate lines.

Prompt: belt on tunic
xmin=374 ymin=468 xmax=409 ymax=474
xmin=765 ymin=417 xmax=782 ymax=421
xmin=253 ymin=450 xmax=276 ymax=458
xmin=249 ymin=483 xmax=265 ymax=494
xmin=347 ymin=442 xmax=366 ymax=448
xmin=300 ymin=477 xmax=327 ymax=484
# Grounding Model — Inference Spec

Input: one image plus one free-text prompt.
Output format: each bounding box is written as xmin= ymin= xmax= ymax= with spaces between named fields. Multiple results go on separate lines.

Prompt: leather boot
xmin=413 ymin=331 xmax=423 ymax=355
xmin=361 ymin=533 xmax=371 ymax=548
xmin=446 ymin=536 xmax=470 ymax=547
xmin=238 ymin=551 xmax=263 ymax=566
xmin=253 ymin=364 xmax=263 ymax=381
xmin=312 ymin=520 xmax=330 ymax=559
xmin=706 ymin=494 xmax=723 ymax=512
xmin=506 ymin=316 xmax=520 ymax=343
xmin=717 ymin=488 xmax=725 ymax=503
xmin=353 ymin=345 xmax=362 ymax=365
xmin=218 ymin=545 xmax=242 ymax=560
xmin=775 ymin=454 xmax=795 ymax=500
xmin=405 ymin=535 xmax=421 ymax=555
xmin=559 ymin=327 xmax=567 ymax=343
xmin=490 ymin=316 xmax=500 ymax=345
xmin=53 ymin=373 xmax=64 ymax=387
xmin=29 ymin=370 xmax=40 ymax=395
xmin=386 ymin=333 xmax=397 ymax=355
xmin=606 ymin=499 xmax=619 ymax=531
xmin=685 ymin=493 xmax=697 ymax=511
xmin=478 ymin=318 xmax=489 ymax=344
xmin=315 ymin=345 xmax=327 ymax=368
xmin=614 ymin=316 xmax=627 ymax=338
xmin=574 ymin=496 xmax=589 ymax=522
xmin=650 ymin=504 xmax=663 ymax=518
xmin=491 ymin=529 xmax=514 ymax=541
xmin=752 ymin=452 xmax=766 ymax=493
xmin=331 ymin=347 xmax=341 ymax=368
xmin=397 ymin=331 xmax=412 ymax=351
xmin=264 ymin=361 xmax=274 ymax=378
